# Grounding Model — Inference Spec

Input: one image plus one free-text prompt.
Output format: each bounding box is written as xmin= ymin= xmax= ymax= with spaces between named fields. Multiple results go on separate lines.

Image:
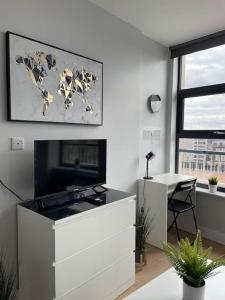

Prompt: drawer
xmin=54 ymin=253 xmax=135 ymax=300
xmin=54 ymin=197 xmax=135 ymax=262
xmin=54 ymin=227 xmax=135 ymax=298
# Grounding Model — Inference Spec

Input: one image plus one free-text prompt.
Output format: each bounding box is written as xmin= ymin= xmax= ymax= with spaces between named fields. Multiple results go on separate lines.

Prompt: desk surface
xmin=125 ymin=266 xmax=225 ymax=300
xmin=141 ymin=173 xmax=196 ymax=186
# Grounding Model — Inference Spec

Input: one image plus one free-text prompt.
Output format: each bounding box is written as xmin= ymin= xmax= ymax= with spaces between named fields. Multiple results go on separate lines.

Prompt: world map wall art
xmin=6 ymin=32 xmax=103 ymax=125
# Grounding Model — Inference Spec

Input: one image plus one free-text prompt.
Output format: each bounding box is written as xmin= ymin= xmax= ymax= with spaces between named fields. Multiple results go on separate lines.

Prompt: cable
xmin=0 ymin=179 xmax=24 ymax=202
xmin=142 ymin=169 xmax=147 ymax=207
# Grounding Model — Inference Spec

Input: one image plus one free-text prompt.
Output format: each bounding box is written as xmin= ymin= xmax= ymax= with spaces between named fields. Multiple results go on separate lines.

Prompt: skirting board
xmin=199 ymin=226 xmax=225 ymax=246
xmin=168 ymin=223 xmax=225 ymax=246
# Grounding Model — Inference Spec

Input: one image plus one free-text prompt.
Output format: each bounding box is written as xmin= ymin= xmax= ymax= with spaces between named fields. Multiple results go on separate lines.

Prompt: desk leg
xmin=138 ymin=180 xmax=168 ymax=249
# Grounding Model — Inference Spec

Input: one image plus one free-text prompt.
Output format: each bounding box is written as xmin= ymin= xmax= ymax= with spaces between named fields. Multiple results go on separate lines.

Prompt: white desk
xmin=125 ymin=266 xmax=225 ymax=300
xmin=138 ymin=173 xmax=196 ymax=249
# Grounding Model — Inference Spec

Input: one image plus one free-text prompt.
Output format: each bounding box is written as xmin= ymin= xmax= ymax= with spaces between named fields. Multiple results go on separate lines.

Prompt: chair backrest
xmin=171 ymin=178 xmax=197 ymax=199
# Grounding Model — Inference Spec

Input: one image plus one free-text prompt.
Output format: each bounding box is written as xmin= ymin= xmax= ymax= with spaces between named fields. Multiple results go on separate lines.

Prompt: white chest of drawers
xmin=18 ymin=190 xmax=136 ymax=300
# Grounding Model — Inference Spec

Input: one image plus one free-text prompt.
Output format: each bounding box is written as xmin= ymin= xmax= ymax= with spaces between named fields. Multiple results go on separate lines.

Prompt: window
xmin=176 ymin=45 xmax=225 ymax=191
xmin=181 ymin=44 xmax=225 ymax=89
xmin=183 ymin=94 xmax=225 ymax=130
xmin=178 ymin=138 xmax=225 ymax=188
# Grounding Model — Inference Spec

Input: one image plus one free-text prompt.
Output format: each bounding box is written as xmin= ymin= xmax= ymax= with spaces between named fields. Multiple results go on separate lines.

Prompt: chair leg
xmin=168 ymin=214 xmax=178 ymax=231
xmin=172 ymin=210 xmax=181 ymax=241
xmin=168 ymin=219 xmax=175 ymax=231
xmin=191 ymin=208 xmax=198 ymax=233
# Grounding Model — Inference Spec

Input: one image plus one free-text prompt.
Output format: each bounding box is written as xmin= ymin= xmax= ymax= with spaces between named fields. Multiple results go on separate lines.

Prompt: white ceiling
xmin=89 ymin=0 xmax=225 ymax=47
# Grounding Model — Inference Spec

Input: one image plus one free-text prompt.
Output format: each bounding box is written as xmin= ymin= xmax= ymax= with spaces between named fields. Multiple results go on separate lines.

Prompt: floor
xmin=117 ymin=228 xmax=225 ymax=299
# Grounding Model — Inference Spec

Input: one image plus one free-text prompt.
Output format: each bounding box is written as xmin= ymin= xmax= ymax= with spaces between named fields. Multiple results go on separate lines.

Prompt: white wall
xmin=0 ymin=0 xmax=168 ymax=270
xmin=165 ymin=58 xmax=178 ymax=173
xmin=197 ymin=191 xmax=225 ymax=245
xmin=138 ymin=36 xmax=168 ymax=178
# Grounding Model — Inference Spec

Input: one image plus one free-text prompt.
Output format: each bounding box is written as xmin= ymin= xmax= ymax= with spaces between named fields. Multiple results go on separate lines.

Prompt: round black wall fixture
xmin=148 ymin=94 xmax=161 ymax=113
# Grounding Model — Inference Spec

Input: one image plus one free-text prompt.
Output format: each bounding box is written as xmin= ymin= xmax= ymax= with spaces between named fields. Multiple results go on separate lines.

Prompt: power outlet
xmin=11 ymin=137 xmax=25 ymax=150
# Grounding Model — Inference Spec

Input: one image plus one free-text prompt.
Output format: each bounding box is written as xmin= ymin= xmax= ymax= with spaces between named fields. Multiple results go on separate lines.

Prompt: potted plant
xmin=208 ymin=175 xmax=219 ymax=193
xmin=0 ymin=253 xmax=18 ymax=300
xmin=162 ymin=230 xmax=225 ymax=300
xmin=135 ymin=206 xmax=152 ymax=266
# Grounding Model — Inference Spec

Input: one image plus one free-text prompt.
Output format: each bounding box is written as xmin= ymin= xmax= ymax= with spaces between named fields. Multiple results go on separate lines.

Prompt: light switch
xmin=152 ymin=129 xmax=161 ymax=140
xmin=11 ymin=137 xmax=24 ymax=150
xmin=143 ymin=128 xmax=161 ymax=140
xmin=143 ymin=129 xmax=152 ymax=140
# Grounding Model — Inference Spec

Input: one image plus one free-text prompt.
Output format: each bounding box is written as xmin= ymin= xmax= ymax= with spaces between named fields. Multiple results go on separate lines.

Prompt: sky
xmin=183 ymin=44 xmax=225 ymax=130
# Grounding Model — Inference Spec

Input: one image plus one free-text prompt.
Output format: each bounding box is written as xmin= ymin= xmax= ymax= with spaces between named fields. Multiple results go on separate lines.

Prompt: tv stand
xmin=18 ymin=188 xmax=136 ymax=300
xmin=92 ymin=184 xmax=108 ymax=194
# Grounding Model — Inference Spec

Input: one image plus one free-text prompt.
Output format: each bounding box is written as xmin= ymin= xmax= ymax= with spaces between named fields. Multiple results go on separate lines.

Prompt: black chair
xmin=168 ymin=178 xmax=197 ymax=241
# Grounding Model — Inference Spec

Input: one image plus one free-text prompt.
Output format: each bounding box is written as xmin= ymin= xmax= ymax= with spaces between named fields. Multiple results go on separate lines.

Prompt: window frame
xmin=175 ymin=56 xmax=225 ymax=192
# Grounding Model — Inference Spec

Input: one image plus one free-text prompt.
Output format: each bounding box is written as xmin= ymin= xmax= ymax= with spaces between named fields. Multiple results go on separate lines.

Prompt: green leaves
xmin=135 ymin=206 xmax=152 ymax=251
xmin=0 ymin=254 xmax=17 ymax=300
xmin=162 ymin=230 xmax=225 ymax=287
xmin=208 ymin=176 xmax=219 ymax=185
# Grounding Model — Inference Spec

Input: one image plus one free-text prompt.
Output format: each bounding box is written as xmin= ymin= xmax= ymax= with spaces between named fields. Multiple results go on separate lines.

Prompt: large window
xmin=181 ymin=44 xmax=225 ymax=89
xmin=176 ymin=44 xmax=225 ymax=190
xmin=183 ymin=94 xmax=225 ymax=130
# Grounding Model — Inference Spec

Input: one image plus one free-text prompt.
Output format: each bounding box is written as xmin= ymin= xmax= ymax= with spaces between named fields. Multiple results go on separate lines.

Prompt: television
xmin=34 ymin=139 xmax=107 ymax=198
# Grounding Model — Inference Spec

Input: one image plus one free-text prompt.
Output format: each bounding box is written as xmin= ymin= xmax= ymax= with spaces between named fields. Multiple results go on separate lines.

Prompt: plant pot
xmin=135 ymin=249 xmax=147 ymax=266
xmin=183 ymin=280 xmax=205 ymax=300
xmin=209 ymin=184 xmax=217 ymax=193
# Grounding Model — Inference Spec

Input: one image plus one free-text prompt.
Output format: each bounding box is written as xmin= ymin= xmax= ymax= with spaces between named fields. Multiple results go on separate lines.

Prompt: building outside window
xmin=176 ymin=43 xmax=225 ymax=190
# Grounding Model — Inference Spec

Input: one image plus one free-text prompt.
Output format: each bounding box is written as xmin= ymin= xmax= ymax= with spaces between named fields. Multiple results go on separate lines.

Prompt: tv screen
xmin=34 ymin=139 xmax=107 ymax=198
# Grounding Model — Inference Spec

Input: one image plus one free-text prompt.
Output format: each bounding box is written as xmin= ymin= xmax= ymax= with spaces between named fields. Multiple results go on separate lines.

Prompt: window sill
xmin=196 ymin=187 xmax=225 ymax=199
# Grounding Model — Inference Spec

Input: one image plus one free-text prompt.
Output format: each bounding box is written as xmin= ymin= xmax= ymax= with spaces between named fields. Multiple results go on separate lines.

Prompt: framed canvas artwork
xmin=6 ymin=32 xmax=103 ymax=125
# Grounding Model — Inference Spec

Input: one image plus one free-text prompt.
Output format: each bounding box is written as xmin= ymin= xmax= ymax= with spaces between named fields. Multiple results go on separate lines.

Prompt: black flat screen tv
xmin=34 ymin=139 xmax=107 ymax=198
